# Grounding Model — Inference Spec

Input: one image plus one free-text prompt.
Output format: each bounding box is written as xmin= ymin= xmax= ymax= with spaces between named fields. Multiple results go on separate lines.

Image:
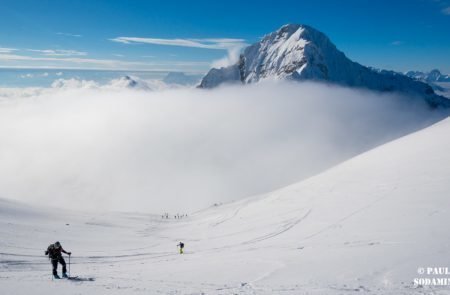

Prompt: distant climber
xmin=177 ymin=242 xmax=185 ymax=254
xmin=45 ymin=241 xmax=71 ymax=279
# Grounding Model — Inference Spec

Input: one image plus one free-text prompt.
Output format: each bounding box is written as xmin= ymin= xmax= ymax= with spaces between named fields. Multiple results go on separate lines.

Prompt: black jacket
xmin=45 ymin=244 xmax=69 ymax=260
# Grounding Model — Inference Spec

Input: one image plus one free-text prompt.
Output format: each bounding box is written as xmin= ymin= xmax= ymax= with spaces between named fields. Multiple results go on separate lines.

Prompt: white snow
xmin=2 ymin=114 xmax=450 ymax=294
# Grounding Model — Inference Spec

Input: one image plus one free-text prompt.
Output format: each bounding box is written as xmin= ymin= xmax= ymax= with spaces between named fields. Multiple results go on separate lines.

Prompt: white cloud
xmin=390 ymin=40 xmax=404 ymax=46
xmin=0 ymin=53 xmax=210 ymax=71
xmin=211 ymin=46 xmax=242 ymax=68
xmin=0 ymin=81 xmax=441 ymax=212
xmin=19 ymin=72 xmax=49 ymax=79
xmin=56 ymin=32 xmax=82 ymax=37
xmin=0 ymin=47 xmax=17 ymax=53
xmin=110 ymin=36 xmax=248 ymax=69
xmin=27 ymin=49 xmax=87 ymax=56
xmin=442 ymin=6 xmax=450 ymax=15
xmin=20 ymin=73 xmax=34 ymax=78
xmin=110 ymin=36 xmax=247 ymax=50
xmin=0 ymin=53 xmax=118 ymax=65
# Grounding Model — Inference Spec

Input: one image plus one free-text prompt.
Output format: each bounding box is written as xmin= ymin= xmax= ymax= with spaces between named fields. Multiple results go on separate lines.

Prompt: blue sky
xmin=0 ymin=0 xmax=449 ymax=73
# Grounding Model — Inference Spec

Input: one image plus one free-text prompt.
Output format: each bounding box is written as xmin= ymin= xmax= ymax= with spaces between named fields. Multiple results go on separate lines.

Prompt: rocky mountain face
xmin=199 ymin=24 xmax=450 ymax=108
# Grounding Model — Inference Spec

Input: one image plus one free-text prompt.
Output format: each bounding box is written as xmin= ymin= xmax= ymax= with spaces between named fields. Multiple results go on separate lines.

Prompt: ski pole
xmin=69 ymin=254 xmax=71 ymax=277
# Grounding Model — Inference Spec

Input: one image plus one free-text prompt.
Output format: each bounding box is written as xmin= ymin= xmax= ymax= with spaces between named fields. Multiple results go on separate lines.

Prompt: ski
xmin=67 ymin=276 xmax=95 ymax=282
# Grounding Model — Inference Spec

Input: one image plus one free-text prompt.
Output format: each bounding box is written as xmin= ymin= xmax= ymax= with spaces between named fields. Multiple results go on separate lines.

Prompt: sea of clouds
xmin=0 ymin=79 xmax=445 ymax=213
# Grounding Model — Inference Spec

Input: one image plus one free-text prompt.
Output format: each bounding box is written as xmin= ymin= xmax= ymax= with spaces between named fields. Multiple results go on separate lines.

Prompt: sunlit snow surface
xmin=1 ymin=115 xmax=450 ymax=294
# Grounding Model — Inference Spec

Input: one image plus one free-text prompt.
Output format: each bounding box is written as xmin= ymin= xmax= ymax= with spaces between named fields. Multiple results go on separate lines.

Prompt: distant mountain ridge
xmin=163 ymin=72 xmax=202 ymax=86
xmin=405 ymin=69 xmax=450 ymax=83
xmin=199 ymin=24 xmax=450 ymax=108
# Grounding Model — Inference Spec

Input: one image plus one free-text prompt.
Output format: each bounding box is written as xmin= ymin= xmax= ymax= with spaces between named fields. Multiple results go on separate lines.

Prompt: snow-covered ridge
xmin=405 ymin=69 xmax=450 ymax=83
xmin=199 ymin=24 xmax=450 ymax=108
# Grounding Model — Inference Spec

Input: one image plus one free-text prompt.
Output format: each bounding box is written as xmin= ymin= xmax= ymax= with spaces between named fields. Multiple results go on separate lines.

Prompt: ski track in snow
xmin=241 ymin=209 xmax=312 ymax=246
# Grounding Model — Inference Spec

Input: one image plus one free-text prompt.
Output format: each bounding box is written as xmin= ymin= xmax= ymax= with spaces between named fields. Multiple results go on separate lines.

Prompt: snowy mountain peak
xmin=264 ymin=23 xmax=329 ymax=45
xmin=240 ymin=23 xmax=340 ymax=83
xmin=109 ymin=75 xmax=152 ymax=90
xmin=199 ymin=24 xmax=450 ymax=108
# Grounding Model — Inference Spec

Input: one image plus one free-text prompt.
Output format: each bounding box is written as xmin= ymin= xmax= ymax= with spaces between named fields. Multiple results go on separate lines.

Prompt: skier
xmin=177 ymin=241 xmax=185 ymax=254
xmin=45 ymin=241 xmax=71 ymax=279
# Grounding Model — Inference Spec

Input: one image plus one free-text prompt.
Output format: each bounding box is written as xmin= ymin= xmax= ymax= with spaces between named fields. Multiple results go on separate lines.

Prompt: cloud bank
xmin=0 ymin=81 xmax=444 ymax=213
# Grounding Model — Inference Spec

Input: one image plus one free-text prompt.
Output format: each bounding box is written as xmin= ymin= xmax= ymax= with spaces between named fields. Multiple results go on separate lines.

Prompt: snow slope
xmin=199 ymin=24 xmax=449 ymax=108
xmin=2 ymin=116 xmax=450 ymax=294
